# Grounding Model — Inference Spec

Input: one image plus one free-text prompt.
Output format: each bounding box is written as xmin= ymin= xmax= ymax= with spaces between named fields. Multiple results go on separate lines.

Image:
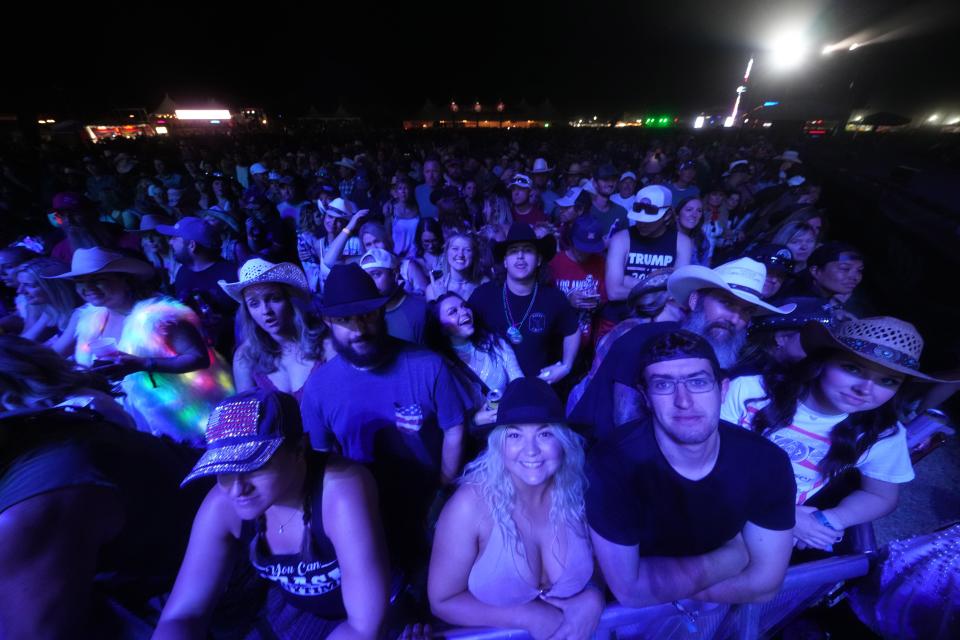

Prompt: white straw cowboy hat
xmin=668 ymin=258 xmax=797 ymax=315
xmin=801 ymin=316 xmax=952 ymax=382
xmin=322 ymin=197 xmax=358 ymax=219
xmin=218 ymin=258 xmax=309 ymax=303
xmin=774 ymin=150 xmax=803 ymax=163
xmin=529 ymin=158 xmax=554 ymax=174
xmin=45 ymin=247 xmax=155 ymax=280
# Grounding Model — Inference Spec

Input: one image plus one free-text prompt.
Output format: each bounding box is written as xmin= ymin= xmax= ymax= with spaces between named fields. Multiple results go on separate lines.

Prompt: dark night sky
xmin=7 ymin=0 xmax=960 ymax=120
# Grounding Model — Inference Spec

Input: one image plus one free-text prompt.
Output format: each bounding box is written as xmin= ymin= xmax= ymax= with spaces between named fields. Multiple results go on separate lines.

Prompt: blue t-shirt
xmin=668 ymin=183 xmax=701 ymax=206
xmin=415 ymin=184 xmax=438 ymax=219
xmin=300 ymin=339 xmax=472 ymax=472
xmin=386 ymin=293 xmax=428 ymax=344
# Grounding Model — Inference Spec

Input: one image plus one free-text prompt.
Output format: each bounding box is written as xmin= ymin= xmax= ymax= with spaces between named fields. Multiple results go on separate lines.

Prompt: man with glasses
xmin=586 ymin=330 xmax=796 ymax=606
xmin=570 ymin=257 xmax=795 ymax=443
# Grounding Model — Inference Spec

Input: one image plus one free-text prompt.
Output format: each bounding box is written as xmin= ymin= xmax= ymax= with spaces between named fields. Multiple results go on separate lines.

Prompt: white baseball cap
xmin=359 ymin=248 xmax=397 ymax=271
xmin=628 ymin=185 xmax=673 ymax=223
xmin=555 ymin=187 xmax=584 ymax=208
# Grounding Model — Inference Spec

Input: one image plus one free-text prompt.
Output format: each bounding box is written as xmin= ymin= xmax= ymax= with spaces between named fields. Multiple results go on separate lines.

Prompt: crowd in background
xmin=0 ymin=128 xmax=956 ymax=640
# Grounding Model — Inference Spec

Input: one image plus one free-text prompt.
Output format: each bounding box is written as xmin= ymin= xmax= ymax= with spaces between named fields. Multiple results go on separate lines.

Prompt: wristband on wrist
xmin=340 ymin=227 xmax=352 ymax=236
xmin=812 ymin=510 xmax=837 ymax=530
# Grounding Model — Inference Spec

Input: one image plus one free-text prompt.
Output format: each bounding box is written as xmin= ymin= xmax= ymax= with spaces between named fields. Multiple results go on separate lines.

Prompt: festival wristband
xmin=812 ymin=510 xmax=837 ymax=530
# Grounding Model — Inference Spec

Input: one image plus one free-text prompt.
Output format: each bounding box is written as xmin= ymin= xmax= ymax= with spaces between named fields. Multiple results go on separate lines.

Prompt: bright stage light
xmin=848 ymin=42 xmax=861 ymax=51
xmin=694 ymin=116 xmax=705 ymax=129
xmin=769 ymin=32 xmax=808 ymax=71
xmin=175 ymin=109 xmax=232 ymax=120
xmin=723 ymin=116 xmax=735 ymax=128
xmin=928 ymin=114 xmax=941 ymax=122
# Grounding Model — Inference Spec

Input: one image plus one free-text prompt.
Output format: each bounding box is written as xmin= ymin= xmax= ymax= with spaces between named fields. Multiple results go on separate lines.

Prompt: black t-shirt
xmin=568 ymin=321 xmax=679 ymax=441
xmin=469 ymin=280 xmax=579 ymax=376
xmin=586 ymin=419 xmax=796 ymax=556
xmin=173 ymin=259 xmax=239 ymax=313
xmin=174 ymin=259 xmax=239 ymax=353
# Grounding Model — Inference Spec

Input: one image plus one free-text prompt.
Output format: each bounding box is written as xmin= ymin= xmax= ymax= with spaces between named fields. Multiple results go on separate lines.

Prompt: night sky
xmin=7 ymin=0 xmax=960 ymax=121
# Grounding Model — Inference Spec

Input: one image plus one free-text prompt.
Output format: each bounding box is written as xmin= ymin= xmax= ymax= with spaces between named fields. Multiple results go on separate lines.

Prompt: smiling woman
xmin=428 ymin=377 xmax=603 ymax=640
xmin=721 ymin=316 xmax=950 ymax=552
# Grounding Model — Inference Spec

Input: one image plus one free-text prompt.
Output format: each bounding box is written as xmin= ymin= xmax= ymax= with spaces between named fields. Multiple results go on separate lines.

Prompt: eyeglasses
xmin=646 ymin=375 xmax=717 ymax=395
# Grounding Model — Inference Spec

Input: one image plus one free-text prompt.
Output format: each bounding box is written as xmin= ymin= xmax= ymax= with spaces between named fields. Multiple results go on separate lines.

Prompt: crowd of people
xmin=0 ymin=130 xmax=956 ymax=639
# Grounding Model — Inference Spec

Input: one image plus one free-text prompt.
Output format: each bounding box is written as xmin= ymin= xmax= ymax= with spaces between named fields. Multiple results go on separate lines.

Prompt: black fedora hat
xmin=492 ymin=223 xmax=557 ymax=263
xmin=317 ymin=263 xmax=390 ymax=317
xmin=482 ymin=377 xmax=568 ymax=432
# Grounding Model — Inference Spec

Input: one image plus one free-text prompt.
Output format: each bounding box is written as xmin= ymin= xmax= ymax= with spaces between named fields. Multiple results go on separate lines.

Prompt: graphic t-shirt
xmin=720 ymin=375 xmax=915 ymax=504
xmin=548 ymin=251 xmax=607 ymax=343
xmin=469 ymin=280 xmax=579 ymax=376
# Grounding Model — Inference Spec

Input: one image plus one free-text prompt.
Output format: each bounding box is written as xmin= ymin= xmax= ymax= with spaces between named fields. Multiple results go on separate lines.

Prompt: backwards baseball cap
xmin=637 ymin=329 xmax=723 ymax=380
xmin=181 ymin=389 xmax=303 ymax=486
xmin=359 ymin=247 xmax=398 ymax=271
xmin=808 ymin=242 xmax=863 ymax=269
xmin=744 ymin=243 xmax=794 ymax=275
xmin=155 ymin=216 xmax=219 ymax=249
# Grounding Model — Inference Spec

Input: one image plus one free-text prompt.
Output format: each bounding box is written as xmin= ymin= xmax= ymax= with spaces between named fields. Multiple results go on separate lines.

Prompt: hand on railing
xmin=540 ymin=587 xmax=605 ymax=640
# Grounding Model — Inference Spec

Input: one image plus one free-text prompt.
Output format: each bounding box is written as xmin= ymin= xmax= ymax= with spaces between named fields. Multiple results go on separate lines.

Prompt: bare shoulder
xmin=196 ymin=485 xmax=244 ymax=540
xmin=437 ymin=483 xmax=488 ymax=531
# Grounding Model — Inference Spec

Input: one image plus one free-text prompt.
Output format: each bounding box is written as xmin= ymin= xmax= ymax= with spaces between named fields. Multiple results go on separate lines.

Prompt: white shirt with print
xmin=721 ymin=375 xmax=914 ymax=504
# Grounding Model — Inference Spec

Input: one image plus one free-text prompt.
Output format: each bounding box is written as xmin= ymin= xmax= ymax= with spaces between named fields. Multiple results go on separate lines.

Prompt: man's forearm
xmin=617 ymin=546 xmax=747 ymax=607
xmin=561 ymin=332 xmax=580 ymax=371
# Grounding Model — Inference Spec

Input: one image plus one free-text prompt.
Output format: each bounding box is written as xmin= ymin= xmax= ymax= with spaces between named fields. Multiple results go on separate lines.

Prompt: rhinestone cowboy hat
xmin=181 ymin=389 xmax=303 ymax=486
xmin=218 ymin=258 xmax=309 ymax=303
xmin=667 ymin=257 xmax=797 ymax=315
xmin=801 ymin=316 xmax=952 ymax=382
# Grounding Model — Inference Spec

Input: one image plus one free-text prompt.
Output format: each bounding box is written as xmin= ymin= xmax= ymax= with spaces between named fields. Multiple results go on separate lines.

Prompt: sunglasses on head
xmin=632 ymin=202 xmax=670 ymax=215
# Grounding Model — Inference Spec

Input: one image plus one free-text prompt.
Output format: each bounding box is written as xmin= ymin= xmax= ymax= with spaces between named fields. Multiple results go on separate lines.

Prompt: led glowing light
xmin=769 ymin=33 xmax=808 ymax=71
xmin=175 ymin=109 xmax=232 ymax=120
xmin=694 ymin=116 xmax=705 ymax=129
xmin=723 ymin=116 xmax=735 ymax=128
xmin=155 ymin=126 xmax=169 ymax=134
xmin=928 ymin=114 xmax=941 ymax=123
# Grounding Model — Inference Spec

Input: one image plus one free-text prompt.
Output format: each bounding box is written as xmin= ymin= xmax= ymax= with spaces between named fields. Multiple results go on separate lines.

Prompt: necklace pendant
xmin=507 ymin=326 xmax=523 ymax=344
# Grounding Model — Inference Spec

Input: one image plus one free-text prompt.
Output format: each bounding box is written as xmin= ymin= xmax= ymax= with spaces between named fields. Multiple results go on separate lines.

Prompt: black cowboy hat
xmin=479 ymin=377 xmax=570 ymax=434
xmin=317 ymin=263 xmax=390 ymax=317
xmin=492 ymin=223 xmax=557 ymax=263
